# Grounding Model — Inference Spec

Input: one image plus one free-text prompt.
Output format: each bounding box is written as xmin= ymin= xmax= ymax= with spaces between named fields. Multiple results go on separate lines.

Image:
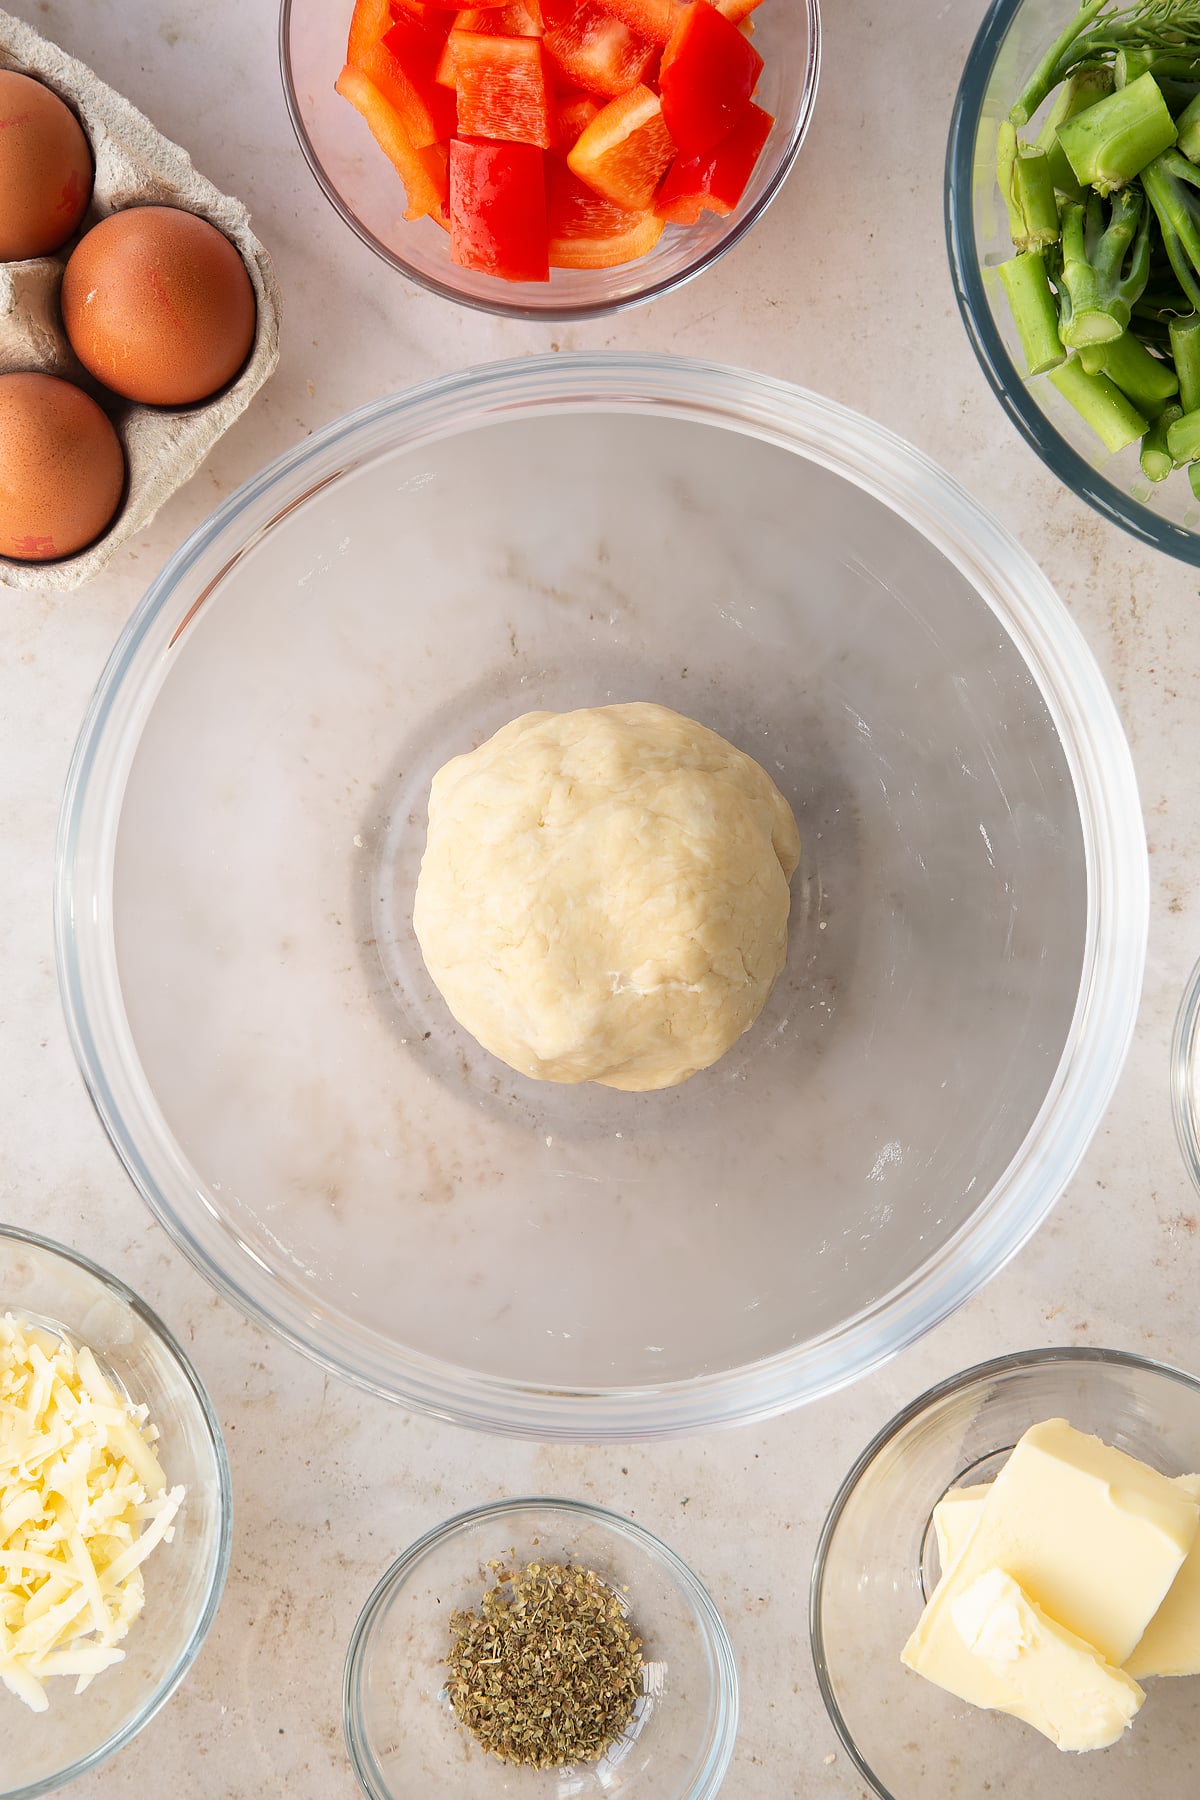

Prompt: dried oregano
xmin=446 ymin=1558 xmax=644 ymax=1767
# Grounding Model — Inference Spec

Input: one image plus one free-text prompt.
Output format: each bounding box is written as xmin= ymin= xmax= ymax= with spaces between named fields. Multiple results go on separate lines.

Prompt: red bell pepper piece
xmin=654 ymin=98 xmax=771 ymax=222
xmin=452 ymin=33 xmax=553 ymax=146
xmin=436 ymin=6 xmax=543 ymax=86
xmin=449 ymin=139 xmax=549 ymax=280
xmin=355 ymin=18 xmax=456 ymax=147
xmin=542 ymin=0 xmax=656 ymax=98
xmin=714 ymin=0 xmax=762 ymax=19
xmin=566 ymin=84 xmax=674 ymax=208
xmin=593 ymin=0 xmax=682 ymax=46
xmin=547 ymin=162 xmax=663 ymax=265
xmin=335 ymin=64 xmax=449 ymax=219
xmin=456 ymin=0 xmax=543 ymax=27
xmin=658 ymin=0 xmax=762 ymax=154
xmin=554 ymin=89 xmax=602 ymax=150
xmin=347 ymin=0 xmax=393 ymax=64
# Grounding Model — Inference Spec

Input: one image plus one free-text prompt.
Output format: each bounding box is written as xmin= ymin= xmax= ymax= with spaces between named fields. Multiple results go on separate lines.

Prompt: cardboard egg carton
xmin=0 ymin=9 xmax=282 ymax=591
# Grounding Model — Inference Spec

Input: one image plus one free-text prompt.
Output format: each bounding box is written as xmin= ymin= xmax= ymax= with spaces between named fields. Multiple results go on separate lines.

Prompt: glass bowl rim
xmin=808 ymin=1343 xmax=1200 ymax=1800
xmin=53 ymin=350 xmax=1148 ymax=1440
xmin=342 ymin=1493 xmax=739 ymax=1800
xmin=0 ymin=1222 xmax=234 ymax=1800
xmin=945 ymin=0 xmax=1200 ymax=567
xmin=276 ymin=0 xmax=823 ymax=323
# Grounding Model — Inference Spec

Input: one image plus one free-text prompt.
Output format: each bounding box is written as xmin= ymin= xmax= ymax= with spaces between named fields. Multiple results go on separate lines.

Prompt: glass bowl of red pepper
xmin=279 ymin=0 xmax=820 ymax=316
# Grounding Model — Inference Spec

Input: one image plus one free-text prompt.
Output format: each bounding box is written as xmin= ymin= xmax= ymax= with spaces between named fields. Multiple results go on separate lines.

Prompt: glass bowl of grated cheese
xmin=0 ymin=1225 xmax=231 ymax=1798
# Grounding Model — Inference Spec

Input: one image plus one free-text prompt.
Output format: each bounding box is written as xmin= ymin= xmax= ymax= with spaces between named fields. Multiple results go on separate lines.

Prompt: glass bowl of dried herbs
xmin=342 ymin=1496 xmax=738 ymax=1799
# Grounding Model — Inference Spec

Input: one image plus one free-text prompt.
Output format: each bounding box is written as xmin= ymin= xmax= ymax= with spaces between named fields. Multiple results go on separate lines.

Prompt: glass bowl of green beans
xmin=342 ymin=1497 xmax=738 ymax=1800
xmin=948 ymin=0 xmax=1200 ymax=562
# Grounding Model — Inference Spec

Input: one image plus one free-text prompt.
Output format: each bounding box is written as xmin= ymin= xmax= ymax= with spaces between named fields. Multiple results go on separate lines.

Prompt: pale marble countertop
xmin=3 ymin=0 xmax=1199 ymax=1795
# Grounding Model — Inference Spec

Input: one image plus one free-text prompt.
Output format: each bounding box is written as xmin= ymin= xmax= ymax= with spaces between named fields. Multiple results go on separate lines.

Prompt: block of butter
xmin=1126 ymin=1473 xmax=1200 ymax=1677
xmin=946 ymin=1567 xmax=1144 ymax=1751
xmin=934 ymin=1470 xmax=1200 ymax=1679
xmin=903 ymin=1418 xmax=1200 ymax=1748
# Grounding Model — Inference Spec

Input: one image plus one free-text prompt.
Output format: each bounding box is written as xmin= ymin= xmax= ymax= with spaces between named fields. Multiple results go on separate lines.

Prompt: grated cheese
xmin=0 ymin=1312 xmax=184 ymax=1712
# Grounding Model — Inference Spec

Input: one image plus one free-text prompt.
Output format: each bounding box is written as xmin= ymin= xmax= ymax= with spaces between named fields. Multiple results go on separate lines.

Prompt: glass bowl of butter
xmin=0 ymin=1225 xmax=231 ymax=1798
xmin=811 ymin=1347 xmax=1200 ymax=1797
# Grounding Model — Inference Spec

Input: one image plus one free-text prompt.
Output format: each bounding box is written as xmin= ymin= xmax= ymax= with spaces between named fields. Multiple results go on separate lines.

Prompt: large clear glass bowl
xmin=947 ymin=0 xmax=1200 ymax=562
xmin=811 ymin=1348 xmax=1200 ymax=1799
xmin=1 ymin=1227 xmax=232 ymax=1799
xmin=54 ymin=353 xmax=1147 ymax=1439
xmin=279 ymin=0 xmax=820 ymax=320
xmin=343 ymin=1497 xmax=737 ymax=1799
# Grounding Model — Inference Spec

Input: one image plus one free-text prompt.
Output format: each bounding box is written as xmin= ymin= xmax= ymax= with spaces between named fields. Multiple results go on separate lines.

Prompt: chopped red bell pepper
xmin=436 ymin=7 xmax=543 ymax=86
xmin=566 ymin=83 xmax=674 ymax=208
xmin=654 ymin=98 xmax=771 ymax=222
xmin=449 ymin=138 xmax=549 ymax=280
xmin=658 ymin=0 xmax=762 ymax=154
xmin=714 ymin=0 xmax=762 ymax=19
xmin=547 ymin=162 xmax=663 ymax=265
xmin=456 ymin=0 xmax=543 ymax=27
xmin=542 ymin=0 xmax=656 ymax=98
xmin=356 ymin=19 xmax=456 ymax=146
xmin=593 ymin=0 xmax=682 ymax=46
xmin=452 ymin=33 xmax=553 ymax=145
xmin=554 ymin=89 xmax=602 ymax=150
xmin=335 ymin=64 xmax=449 ymax=218
xmin=348 ymin=0 xmax=393 ymax=64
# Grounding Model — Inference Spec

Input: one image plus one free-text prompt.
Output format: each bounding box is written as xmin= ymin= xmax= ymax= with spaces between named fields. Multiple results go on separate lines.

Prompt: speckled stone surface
xmin=3 ymin=1 xmax=1199 ymax=1795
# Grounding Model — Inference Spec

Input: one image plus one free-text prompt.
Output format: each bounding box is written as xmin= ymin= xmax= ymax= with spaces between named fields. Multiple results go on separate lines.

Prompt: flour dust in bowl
xmin=56 ymin=357 xmax=1146 ymax=1438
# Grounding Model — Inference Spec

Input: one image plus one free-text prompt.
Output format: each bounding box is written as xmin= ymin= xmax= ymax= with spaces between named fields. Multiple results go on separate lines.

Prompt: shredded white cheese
xmin=0 ymin=1313 xmax=184 ymax=1712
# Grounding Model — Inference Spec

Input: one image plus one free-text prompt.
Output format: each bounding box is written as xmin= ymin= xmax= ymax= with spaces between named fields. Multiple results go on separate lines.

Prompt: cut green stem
xmin=1098 ymin=329 xmax=1180 ymax=411
xmin=1170 ymin=311 xmax=1200 ymax=407
xmin=998 ymin=133 xmax=1062 ymax=250
xmin=1140 ymin=402 xmax=1182 ymax=479
xmin=1057 ymin=190 xmax=1152 ymax=348
xmin=999 ymin=250 xmax=1067 ymax=376
xmin=1058 ymin=71 xmax=1177 ymax=192
xmin=1167 ymin=404 xmax=1200 ymax=460
xmin=1011 ymin=0 xmax=1108 ymax=125
xmin=1142 ymin=148 xmax=1200 ymax=309
xmin=1178 ymin=90 xmax=1200 ymax=160
xmin=1037 ymin=65 xmax=1114 ymax=197
xmin=1049 ymin=357 xmax=1149 ymax=453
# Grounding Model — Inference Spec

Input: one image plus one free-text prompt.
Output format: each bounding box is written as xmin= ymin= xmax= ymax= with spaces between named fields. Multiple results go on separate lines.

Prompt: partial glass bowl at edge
xmin=1171 ymin=953 xmax=1200 ymax=1199
xmin=0 ymin=1226 xmax=231 ymax=1800
xmin=54 ymin=352 xmax=1148 ymax=1439
xmin=278 ymin=0 xmax=821 ymax=319
xmin=344 ymin=1497 xmax=737 ymax=1800
xmin=811 ymin=1347 xmax=1200 ymax=1800
xmin=947 ymin=0 xmax=1200 ymax=563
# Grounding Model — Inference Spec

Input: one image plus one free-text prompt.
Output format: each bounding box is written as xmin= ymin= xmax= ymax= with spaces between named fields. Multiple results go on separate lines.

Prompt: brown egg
xmin=61 ymin=206 xmax=257 ymax=407
xmin=0 ymin=69 xmax=93 ymax=261
xmin=0 ymin=373 xmax=125 ymax=562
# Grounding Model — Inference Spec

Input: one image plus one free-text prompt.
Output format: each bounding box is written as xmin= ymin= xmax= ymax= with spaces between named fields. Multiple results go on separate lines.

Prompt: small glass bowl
xmin=1172 ymin=955 xmax=1200 ymax=1193
xmin=0 ymin=1226 xmax=232 ymax=1800
xmin=947 ymin=0 xmax=1200 ymax=563
xmin=810 ymin=1347 xmax=1200 ymax=1800
xmin=278 ymin=0 xmax=821 ymax=320
xmin=343 ymin=1497 xmax=738 ymax=1799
